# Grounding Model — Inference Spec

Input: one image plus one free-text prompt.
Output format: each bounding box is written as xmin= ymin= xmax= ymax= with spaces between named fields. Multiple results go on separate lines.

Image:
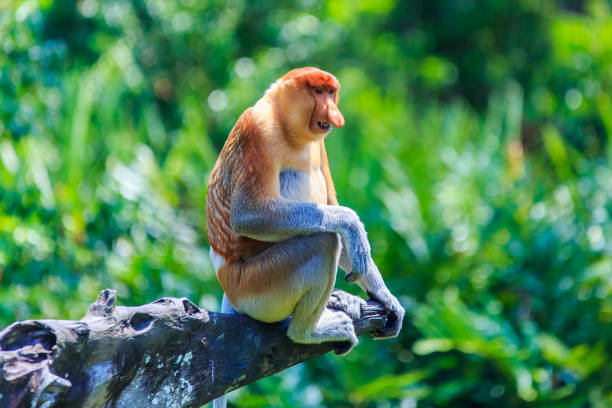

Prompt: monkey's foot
xmin=287 ymin=309 xmax=358 ymax=355
xmin=327 ymin=289 xmax=366 ymax=320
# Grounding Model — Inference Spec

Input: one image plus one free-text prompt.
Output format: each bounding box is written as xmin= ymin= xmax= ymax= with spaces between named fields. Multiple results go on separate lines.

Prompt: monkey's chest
xmin=279 ymin=168 xmax=327 ymax=203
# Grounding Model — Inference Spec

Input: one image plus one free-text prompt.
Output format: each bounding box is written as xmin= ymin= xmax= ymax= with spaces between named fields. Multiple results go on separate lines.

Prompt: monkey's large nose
xmin=328 ymin=104 xmax=345 ymax=128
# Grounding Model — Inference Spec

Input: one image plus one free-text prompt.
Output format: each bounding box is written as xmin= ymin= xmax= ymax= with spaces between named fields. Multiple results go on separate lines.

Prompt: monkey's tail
xmin=212 ymin=293 xmax=238 ymax=408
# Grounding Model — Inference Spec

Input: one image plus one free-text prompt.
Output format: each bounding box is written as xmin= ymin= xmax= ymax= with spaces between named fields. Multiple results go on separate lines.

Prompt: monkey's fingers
xmin=372 ymin=317 xmax=397 ymax=338
xmin=344 ymin=272 xmax=358 ymax=283
xmin=345 ymin=268 xmax=368 ymax=283
xmin=371 ymin=308 xmax=404 ymax=339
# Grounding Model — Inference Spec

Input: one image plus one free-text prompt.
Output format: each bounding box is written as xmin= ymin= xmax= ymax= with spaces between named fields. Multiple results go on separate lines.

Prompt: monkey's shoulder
xmin=219 ymin=108 xmax=256 ymax=154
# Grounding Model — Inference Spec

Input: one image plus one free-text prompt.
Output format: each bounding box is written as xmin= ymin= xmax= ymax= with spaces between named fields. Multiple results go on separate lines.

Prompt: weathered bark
xmin=0 ymin=289 xmax=387 ymax=408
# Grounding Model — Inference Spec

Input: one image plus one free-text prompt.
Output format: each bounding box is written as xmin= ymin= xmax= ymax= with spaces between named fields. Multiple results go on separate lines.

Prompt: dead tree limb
xmin=0 ymin=289 xmax=387 ymax=408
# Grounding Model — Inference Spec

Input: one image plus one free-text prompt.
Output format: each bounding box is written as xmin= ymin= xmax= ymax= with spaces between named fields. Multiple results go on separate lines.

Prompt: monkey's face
xmin=308 ymin=85 xmax=345 ymax=136
xmin=273 ymin=68 xmax=345 ymax=145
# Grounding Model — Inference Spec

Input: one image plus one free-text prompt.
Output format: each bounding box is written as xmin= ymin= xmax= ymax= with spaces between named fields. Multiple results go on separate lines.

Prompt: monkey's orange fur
xmin=281 ymin=67 xmax=340 ymax=92
xmin=206 ymin=108 xmax=275 ymax=264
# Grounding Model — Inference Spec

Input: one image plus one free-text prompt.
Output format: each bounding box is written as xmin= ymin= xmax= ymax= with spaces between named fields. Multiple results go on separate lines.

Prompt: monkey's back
xmin=206 ymin=108 xmax=273 ymax=264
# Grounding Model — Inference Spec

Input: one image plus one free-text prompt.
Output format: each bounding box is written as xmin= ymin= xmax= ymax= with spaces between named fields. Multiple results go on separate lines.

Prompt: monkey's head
xmin=274 ymin=67 xmax=345 ymax=144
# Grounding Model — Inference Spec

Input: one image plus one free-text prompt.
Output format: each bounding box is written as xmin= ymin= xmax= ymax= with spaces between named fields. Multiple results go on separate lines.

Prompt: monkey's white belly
xmin=279 ymin=168 xmax=327 ymax=203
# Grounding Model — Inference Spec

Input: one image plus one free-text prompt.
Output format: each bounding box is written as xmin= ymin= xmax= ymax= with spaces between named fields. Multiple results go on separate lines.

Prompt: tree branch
xmin=0 ymin=289 xmax=387 ymax=408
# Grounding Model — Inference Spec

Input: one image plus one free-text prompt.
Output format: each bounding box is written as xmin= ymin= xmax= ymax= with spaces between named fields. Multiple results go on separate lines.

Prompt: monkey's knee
xmin=309 ymin=232 xmax=341 ymax=257
xmin=324 ymin=232 xmax=342 ymax=252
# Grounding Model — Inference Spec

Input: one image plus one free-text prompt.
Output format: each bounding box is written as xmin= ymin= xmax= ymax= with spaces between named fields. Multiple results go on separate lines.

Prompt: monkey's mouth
xmin=317 ymin=121 xmax=331 ymax=131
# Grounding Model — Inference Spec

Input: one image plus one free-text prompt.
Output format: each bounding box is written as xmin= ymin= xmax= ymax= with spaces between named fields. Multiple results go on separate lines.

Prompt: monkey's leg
xmin=282 ymin=233 xmax=358 ymax=348
xmin=221 ymin=232 xmax=358 ymax=348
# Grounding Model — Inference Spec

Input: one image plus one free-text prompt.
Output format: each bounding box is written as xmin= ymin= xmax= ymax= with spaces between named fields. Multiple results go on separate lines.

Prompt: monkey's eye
xmin=314 ymin=88 xmax=323 ymax=94
xmin=329 ymin=89 xmax=335 ymax=95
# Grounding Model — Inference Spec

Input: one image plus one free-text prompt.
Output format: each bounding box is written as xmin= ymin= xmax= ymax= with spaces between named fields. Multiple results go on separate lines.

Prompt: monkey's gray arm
xmin=230 ymin=195 xmax=370 ymax=281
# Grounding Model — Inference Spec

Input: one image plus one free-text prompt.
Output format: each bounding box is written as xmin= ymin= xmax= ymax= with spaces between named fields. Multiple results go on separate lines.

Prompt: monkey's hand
xmin=368 ymin=289 xmax=404 ymax=339
xmin=333 ymin=207 xmax=371 ymax=283
xmin=357 ymin=259 xmax=405 ymax=339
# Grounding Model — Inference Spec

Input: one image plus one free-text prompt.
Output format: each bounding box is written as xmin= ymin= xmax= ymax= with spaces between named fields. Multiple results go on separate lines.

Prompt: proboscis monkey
xmin=206 ymin=66 xmax=404 ymax=357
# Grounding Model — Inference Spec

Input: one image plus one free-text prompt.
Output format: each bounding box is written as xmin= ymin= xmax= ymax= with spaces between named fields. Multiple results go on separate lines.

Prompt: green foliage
xmin=1 ymin=0 xmax=611 ymax=406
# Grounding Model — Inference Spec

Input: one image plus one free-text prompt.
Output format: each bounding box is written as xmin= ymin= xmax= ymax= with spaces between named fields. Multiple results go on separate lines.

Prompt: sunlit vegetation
xmin=1 ymin=0 xmax=611 ymax=406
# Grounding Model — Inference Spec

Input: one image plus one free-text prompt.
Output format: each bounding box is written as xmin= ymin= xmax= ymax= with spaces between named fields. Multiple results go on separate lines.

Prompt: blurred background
xmin=1 ymin=0 xmax=611 ymax=406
